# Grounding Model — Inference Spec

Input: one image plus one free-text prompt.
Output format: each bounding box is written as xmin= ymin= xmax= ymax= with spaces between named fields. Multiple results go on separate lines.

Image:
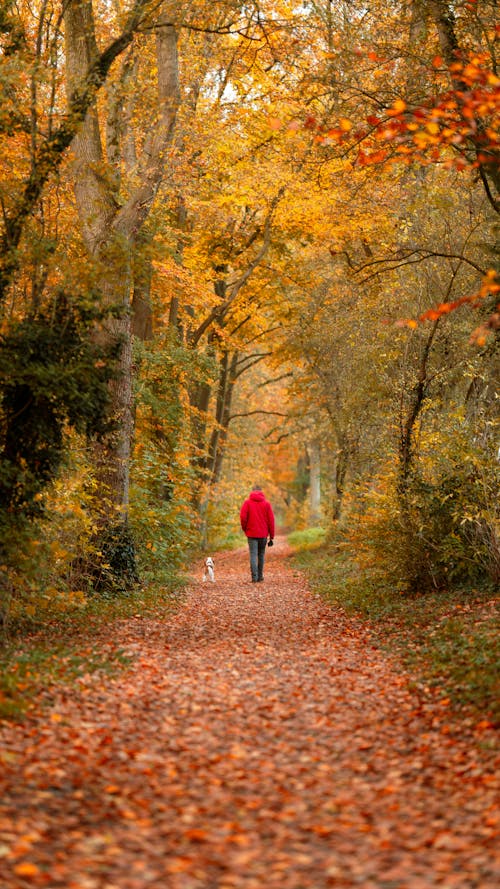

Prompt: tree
xmin=63 ymin=0 xmax=180 ymax=582
xmin=0 ymin=0 xmax=157 ymax=305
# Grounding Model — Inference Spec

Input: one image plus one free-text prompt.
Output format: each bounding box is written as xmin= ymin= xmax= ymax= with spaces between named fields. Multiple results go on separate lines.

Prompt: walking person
xmin=240 ymin=485 xmax=275 ymax=582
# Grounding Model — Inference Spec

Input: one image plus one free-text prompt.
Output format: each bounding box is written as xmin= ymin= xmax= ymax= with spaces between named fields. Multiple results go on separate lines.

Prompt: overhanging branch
xmin=229 ymin=409 xmax=288 ymax=422
xmin=353 ymin=249 xmax=486 ymax=285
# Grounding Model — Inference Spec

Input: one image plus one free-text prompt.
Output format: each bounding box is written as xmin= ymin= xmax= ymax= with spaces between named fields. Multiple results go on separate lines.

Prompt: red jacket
xmin=240 ymin=490 xmax=275 ymax=539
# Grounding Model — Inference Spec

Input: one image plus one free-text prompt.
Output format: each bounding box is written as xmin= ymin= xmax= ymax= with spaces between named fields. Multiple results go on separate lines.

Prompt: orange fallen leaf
xmin=14 ymin=862 xmax=40 ymax=877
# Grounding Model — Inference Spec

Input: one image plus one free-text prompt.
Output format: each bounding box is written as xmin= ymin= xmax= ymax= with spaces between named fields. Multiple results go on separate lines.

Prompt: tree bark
xmin=0 ymin=0 xmax=152 ymax=304
xmin=132 ymin=232 xmax=154 ymax=341
xmin=64 ymin=1 xmax=180 ymax=580
xmin=398 ymin=319 xmax=440 ymax=494
xmin=332 ymin=433 xmax=350 ymax=521
xmin=307 ymin=439 xmax=321 ymax=524
xmin=208 ymin=351 xmax=238 ymax=487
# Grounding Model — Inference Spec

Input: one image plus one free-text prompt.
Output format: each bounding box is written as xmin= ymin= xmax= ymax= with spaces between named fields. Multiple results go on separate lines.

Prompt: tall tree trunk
xmin=210 ymin=352 xmax=238 ymax=487
xmin=0 ymin=0 xmax=152 ymax=305
xmin=132 ymin=232 xmax=154 ymax=341
xmin=398 ymin=319 xmax=440 ymax=497
xmin=64 ymin=0 xmax=180 ymax=585
xmin=189 ymin=375 xmax=213 ymax=512
xmin=332 ymin=435 xmax=349 ymax=521
xmin=307 ymin=439 xmax=321 ymax=524
xmin=167 ymin=195 xmax=189 ymax=332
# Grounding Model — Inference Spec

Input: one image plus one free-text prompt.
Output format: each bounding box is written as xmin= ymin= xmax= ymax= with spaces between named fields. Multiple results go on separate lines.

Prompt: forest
xmin=0 ymin=0 xmax=498 ymax=692
xmin=0 ymin=3 xmax=499 ymax=886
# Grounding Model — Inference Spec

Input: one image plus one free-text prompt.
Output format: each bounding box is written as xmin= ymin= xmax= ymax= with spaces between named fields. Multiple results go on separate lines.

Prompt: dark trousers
xmin=247 ymin=537 xmax=267 ymax=581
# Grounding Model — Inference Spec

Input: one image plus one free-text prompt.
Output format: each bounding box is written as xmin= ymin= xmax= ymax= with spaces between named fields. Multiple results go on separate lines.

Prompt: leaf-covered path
xmin=0 ymin=538 xmax=498 ymax=888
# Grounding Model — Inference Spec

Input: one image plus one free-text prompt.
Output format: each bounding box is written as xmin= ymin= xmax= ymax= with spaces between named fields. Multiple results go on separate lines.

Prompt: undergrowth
xmin=0 ymin=643 xmax=132 ymax=720
xmin=292 ymin=539 xmax=499 ymax=725
xmin=0 ymin=576 xmax=186 ymax=721
xmin=287 ymin=527 xmax=326 ymax=550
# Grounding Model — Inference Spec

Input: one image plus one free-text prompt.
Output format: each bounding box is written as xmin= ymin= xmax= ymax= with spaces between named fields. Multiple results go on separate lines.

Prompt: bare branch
xmin=234 ymin=353 xmax=272 ymax=378
xmin=189 ymin=187 xmax=286 ymax=346
xmin=229 ymin=409 xmax=288 ymax=422
xmin=256 ymin=372 xmax=293 ymax=388
xmin=352 ymin=249 xmax=486 ymax=285
xmin=236 ymin=351 xmax=271 ymax=367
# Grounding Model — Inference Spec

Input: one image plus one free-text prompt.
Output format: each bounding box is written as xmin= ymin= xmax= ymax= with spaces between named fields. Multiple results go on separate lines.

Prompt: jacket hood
xmin=249 ymin=490 xmax=265 ymax=502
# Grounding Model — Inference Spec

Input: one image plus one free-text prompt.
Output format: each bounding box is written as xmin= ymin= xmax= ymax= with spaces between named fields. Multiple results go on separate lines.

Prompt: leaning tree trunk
xmin=397 ymin=318 xmax=440 ymax=501
xmin=64 ymin=0 xmax=180 ymax=587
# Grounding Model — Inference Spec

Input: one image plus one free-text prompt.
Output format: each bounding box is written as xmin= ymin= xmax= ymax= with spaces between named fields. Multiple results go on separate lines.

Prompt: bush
xmin=346 ymin=447 xmax=499 ymax=593
xmin=129 ymin=448 xmax=198 ymax=586
xmin=0 ymin=292 xmax=119 ymax=523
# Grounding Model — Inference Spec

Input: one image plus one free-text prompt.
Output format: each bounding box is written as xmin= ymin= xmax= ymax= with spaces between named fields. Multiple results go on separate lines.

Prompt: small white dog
xmin=202 ymin=556 xmax=215 ymax=583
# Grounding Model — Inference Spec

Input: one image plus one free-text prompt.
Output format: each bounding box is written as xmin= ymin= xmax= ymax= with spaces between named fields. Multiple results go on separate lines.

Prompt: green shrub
xmin=0 ymin=292 xmax=119 ymax=523
xmin=288 ymin=527 xmax=326 ymax=551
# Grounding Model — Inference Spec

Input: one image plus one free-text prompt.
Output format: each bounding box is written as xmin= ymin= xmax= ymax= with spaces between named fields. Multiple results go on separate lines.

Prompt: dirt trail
xmin=0 ymin=538 xmax=498 ymax=888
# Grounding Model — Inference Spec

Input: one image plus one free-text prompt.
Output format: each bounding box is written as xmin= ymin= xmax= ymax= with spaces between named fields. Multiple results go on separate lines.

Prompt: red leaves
xmin=304 ymin=50 xmax=499 ymax=176
xmin=303 ymin=115 xmax=317 ymax=131
xmin=357 ymin=148 xmax=388 ymax=166
xmin=396 ymin=270 xmax=500 ymax=340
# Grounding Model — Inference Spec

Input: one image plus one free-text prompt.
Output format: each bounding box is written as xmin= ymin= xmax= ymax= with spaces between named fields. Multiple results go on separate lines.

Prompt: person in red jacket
xmin=240 ymin=485 xmax=275 ymax=582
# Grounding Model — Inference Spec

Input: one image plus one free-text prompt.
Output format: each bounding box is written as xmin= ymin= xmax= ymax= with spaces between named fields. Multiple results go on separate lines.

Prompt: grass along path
xmin=292 ymin=539 xmax=499 ymax=724
xmin=0 ymin=537 xmax=498 ymax=888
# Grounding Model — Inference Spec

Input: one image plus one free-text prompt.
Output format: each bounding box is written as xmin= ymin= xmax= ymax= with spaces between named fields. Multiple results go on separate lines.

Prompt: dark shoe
xmin=257 ymin=577 xmax=264 ymax=582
